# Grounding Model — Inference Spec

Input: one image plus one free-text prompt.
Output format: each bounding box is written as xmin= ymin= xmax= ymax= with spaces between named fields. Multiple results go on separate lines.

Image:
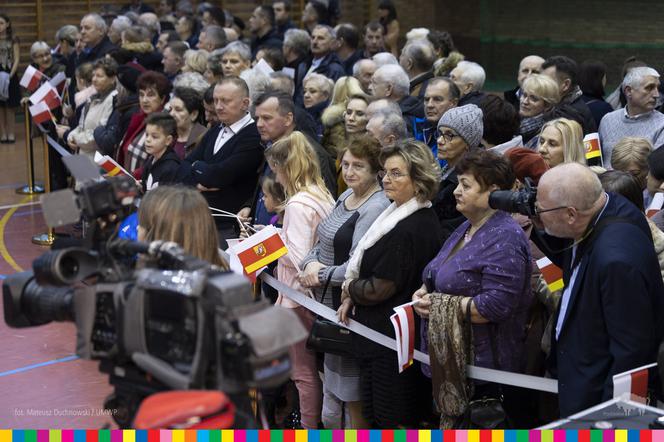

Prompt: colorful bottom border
xmin=0 ymin=430 xmax=661 ymax=442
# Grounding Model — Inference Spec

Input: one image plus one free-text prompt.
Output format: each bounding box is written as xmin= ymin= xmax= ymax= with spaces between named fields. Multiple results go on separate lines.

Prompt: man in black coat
xmin=534 ymin=163 xmax=664 ymax=417
xmin=74 ymin=14 xmax=117 ymax=67
xmin=179 ymin=78 xmax=263 ymax=243
xmin=249 ymin=6 xmax=283 ymax=59
xmin=542 ymin=55 xmax=598 ymax=134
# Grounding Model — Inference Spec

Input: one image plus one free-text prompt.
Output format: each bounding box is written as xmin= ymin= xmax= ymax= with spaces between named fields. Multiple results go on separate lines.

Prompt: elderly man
xmin=162 ymin=41 xmax=187 ymax=82
xmin=273 ymin=0 xmax=295 ymax=39
xmin=76 ymin=13 xmax=117 ymax=66
xmin=599 ymin=67 xmax=664 ymax=168
xmin=449 ymin=60 xmax=487 ymax=107
xmin=363 ymin=21 xmax=385 ymax=58
xmin=400 ymin=40 xmax=436 ymax=99
xmin=534 ymin=163 xmax=664 ymax=416
xmin=249 ymin=5 xmax=282 ymax=58
xmin=180 ymin=77 xmax=262 ymax=243
xmin=504 ymin=55 xmax=545 ymax=109
xmin=366 ymin=112 xmax=407 ymax=149
xmin=542 ymin=55 xmax=597 ymax=133
xmin=108 ymin=15 xmax=131 ymax=46
xmin=295 ymin=25 xmax=345 ymax=105
xmin=353 ymin=58 xmax=376 ymax=94
xmin=238 ymin=91 xmax=337 ymax=224
xmin=413 ymin=77 xmax=459 ymax=163
xmin=197 ymin=25 xmax=227 ymax=52
xmin=370 ymin=64 xmax=424 ymax=120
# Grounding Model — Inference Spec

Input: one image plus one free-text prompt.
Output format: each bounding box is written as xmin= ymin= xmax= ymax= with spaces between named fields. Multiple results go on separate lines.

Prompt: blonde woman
xmin=537 ymin=118 xmax=586 ymax=168
xmin=611 ymin=137 xmax=652 ymax=190
xmin=265 ymin=131 xmax=335 ymax=429
xmin=182 ymin=49 xmax=209 ymax=75
xmin=321 ymin=76 xmax=367 ymax=157
xmin=519 ymin=74 xmax=560 ymax=146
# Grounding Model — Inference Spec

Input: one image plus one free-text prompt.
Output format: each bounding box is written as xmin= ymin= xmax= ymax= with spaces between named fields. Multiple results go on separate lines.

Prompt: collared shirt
xmin=556 ymin=193 xmax=610 ymax=340
xmin=623 ymin=106 xmax=652 ymax=121
xmin=213 ymin=113 xmax=254 ymax=155
xmin=306 ymin=57 xmax=324 ymax=76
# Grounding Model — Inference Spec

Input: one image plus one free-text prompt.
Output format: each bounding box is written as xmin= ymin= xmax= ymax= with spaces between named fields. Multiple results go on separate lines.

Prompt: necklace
xmin=463 ymin=210 xmax=496 ymax=243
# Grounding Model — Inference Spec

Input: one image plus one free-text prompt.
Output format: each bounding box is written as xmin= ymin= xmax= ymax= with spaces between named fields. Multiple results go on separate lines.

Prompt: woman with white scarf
xmin=337 ymin=139 xmax=444 ymax=428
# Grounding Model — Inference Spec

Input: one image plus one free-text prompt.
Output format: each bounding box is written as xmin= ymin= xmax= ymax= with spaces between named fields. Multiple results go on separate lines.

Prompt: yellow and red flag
xmin=583 ymin=132 xmax=602 ymax=162
xmin=231 ymin=225 xmax=288 ymax=278
xmin=536 ymin=256 xmax=564 ymax=292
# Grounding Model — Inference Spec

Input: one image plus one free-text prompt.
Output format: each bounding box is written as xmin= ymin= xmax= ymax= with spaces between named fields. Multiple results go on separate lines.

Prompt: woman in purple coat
xmin=413 ymin=149 xmax=532 ymax=428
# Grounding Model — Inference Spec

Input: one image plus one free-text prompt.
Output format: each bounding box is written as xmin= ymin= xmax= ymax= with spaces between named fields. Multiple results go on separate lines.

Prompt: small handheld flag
xmin=583 ymin=133 xmax=603 ymax=165
xmin=94 ymin=151 xmax=135 ymax=180
xmin=29 ymin=101 xmax=54 ymax=125
xmin=536 ymin=256 xmax=564 ymax=292
xmin=647 ymin=193 xmax=664 ymax=218
xmin=29 ymin=82 xmax=61 ymax=109
xmin=390 ymin=300 xmax=417 ymax=373
xmin=230 ymin=225 xmax=288 ymax=278
xmin=20 ymin=65 xmax=45 ymax=92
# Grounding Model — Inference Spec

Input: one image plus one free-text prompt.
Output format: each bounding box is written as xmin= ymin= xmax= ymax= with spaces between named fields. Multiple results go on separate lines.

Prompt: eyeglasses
xmin=378 ymin=170 xmax=409 ymax=180
xmin=439 ymin=131 xmax=459 ymax=143
xmin=534 ymin=204 xmax=568 ymax=215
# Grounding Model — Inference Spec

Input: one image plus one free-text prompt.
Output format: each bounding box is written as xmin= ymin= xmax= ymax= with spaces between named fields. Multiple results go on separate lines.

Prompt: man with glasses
xmin=534 ymin=163 xmax=664 ymax=417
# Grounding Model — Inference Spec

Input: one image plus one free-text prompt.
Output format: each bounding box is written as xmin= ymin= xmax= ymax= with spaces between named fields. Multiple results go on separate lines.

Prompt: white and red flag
xmin=390 ymin=300 xmax=418 ymax=373
xmin=20 ymin=65 xmax=45 ymax=92
xmin=48 ymin=71 xmax=67 ymax=96
xmin=646 ymin=193 xmax=664 ymax=218
xmin=613 ymin=362 xmax=657 ymax=404
xmin=28 ymin=101 xmax=54 ymax=125
xmin=29 ymin=83 xmax=61 ymax=109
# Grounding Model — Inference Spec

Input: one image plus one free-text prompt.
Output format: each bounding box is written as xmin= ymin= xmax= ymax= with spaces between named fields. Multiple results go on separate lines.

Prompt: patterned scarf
xmin=519 ymin=114 xmax=545 ymax=144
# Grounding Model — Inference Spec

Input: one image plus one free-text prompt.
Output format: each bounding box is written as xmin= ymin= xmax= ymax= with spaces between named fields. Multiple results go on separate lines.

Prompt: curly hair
xmin=379 ymin=139 xmax=441 ymax=202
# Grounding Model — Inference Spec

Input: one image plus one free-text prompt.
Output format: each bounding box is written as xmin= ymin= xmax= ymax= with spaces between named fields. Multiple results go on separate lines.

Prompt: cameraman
xmin=533 ymin=163 xmax=664 ymax=416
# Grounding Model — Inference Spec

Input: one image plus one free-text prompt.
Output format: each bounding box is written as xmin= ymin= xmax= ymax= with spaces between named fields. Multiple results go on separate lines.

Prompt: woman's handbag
xmin=305 ymin=273 xmax=354 ymax=357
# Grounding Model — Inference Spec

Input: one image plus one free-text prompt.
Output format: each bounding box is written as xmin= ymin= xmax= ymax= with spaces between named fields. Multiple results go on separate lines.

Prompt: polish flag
xmin=28 ymin=101 xmax=53 ymax=125
xmin=613 ymin=362 xmax=657 ymax=404
xmin=48 ymin=71 xmax=67 ymax=96
xmin=536 ymin=256 xmax=564 ymax=292
xmin=646 ymin=193 xmax=664 ymax=218
xmin=390 ymin=301 xmax=417 ymax=373
xmin=29 ymin=83 xmax=61 ymax=109
xmin=20 ymin=65 xmax=45 ymax=92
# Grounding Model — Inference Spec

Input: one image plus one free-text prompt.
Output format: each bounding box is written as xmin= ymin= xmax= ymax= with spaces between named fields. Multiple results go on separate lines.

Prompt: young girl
xmin=0 ymin=13 xmax=20 ymax=143
xmin=261 ymin=173 xmax=286 ymax=227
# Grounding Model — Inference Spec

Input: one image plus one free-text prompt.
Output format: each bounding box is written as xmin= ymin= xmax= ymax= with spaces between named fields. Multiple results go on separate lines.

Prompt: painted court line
xmin=0 ymin=355 xmax=80 ymax=378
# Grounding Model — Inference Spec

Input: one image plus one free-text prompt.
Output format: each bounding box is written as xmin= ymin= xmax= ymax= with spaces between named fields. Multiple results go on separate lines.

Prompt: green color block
xmin=24 ymin=431 xmax=36 ymax=442
xmin=209 ymin=431 xmax=221 ymax=442
xmin=319 ymin=431 xmax=332 ymax=442
xmin=98 ymin=430 xmax=110 ymax=442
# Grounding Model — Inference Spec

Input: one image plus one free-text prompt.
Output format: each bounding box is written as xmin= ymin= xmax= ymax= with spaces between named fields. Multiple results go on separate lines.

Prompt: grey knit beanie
xmin=437 ymin=104 xmax=484 ymax=148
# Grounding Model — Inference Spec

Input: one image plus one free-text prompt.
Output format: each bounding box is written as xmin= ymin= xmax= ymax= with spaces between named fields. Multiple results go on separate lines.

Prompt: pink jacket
xmin=276 ymin=189 xmax=334 ymax=308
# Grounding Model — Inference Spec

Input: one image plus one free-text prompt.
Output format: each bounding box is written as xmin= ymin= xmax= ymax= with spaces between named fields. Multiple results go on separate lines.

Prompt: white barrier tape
xmin=260 ymin=273 xmax=559 ymax=394
xmin=46 ymin=135 xmax=72 ymax=158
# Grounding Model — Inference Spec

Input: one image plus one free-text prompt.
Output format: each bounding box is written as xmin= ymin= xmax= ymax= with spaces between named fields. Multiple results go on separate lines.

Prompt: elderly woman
xmin=168 ymin=87 xmax=207 ymax=159
xmin=611 ymin=137 xmax=652 ymax=191
xmin=432 ymin=104 xmax=483 ymax=241
xmin=219 ymin=41 xmax=251 ymax=77
xmin=266 ymin=131 xmax=335 ymax=429
xmin=413 ymin=149 xmax=532 ymax=428
xmin=303 ymin=73 xmax=334 ymax=137
xmin=56 ymin=58 xmax=118 ymax=160
xmin=299 ymin=135 xmax=389 ymax=428
xmin=117 ymin=70 xmax=172 ymax=176
xmin=537 ymin=118 xmax=586 ymax=168
xmin=182 ymin=49 xmax=209 ymax=75
xmin=337 ymin=139 xmax=443 ymax=428
xmin=30 ymin=41 xmax=65 ymax=79
xmin=519 ymin=74 xmax=560 ymax=147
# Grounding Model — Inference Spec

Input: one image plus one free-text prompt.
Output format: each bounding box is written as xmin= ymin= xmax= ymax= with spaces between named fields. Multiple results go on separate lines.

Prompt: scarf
xmin=345 ymin=196 xmax=431 ymax=280
xmin=519 ymin=113 xmax=545 ymax=144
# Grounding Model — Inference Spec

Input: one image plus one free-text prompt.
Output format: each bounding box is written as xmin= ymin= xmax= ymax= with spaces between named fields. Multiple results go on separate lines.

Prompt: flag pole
xmin=15 ymin=101 xmax=44 ymax=195
xmin=32 ymin=134 xmax=55 ymax=246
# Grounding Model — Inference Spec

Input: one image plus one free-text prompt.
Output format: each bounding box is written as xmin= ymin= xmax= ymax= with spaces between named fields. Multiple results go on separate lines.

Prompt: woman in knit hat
xmin=431 ymin=103 xmax=483 ymax=241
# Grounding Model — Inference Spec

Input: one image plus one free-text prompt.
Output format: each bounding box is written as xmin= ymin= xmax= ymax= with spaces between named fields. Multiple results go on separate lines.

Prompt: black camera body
xmin=3 ymin=175 xmax=306 ymax=427
xmin=488 ymin=177 xmax=538 ymax=217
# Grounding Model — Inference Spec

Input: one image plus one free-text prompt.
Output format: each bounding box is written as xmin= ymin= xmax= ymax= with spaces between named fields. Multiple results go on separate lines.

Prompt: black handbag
xmin=305 ymin=273 xmax=354 ymax=357
xmin=456 ymin=302 xmax=511 ymax=429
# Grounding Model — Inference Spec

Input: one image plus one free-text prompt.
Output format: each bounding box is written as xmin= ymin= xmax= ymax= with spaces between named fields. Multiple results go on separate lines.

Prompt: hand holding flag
xmin=390 ymin=299 xmax=419 ymax=373
xmin=20 ymin=65 xmax=46 ymax=92
xmin=29 ymin=82 xmax=61 ymax=109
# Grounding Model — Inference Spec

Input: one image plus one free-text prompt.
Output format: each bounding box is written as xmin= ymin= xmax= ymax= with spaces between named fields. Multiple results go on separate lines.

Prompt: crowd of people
xmin=3 ymin=0 xmax=664 ymax=430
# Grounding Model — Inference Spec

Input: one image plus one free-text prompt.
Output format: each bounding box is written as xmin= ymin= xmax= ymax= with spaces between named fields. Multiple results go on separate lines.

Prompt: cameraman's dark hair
xmin=145 ymin=112 xmax=177 ymax=138
xmin=579 ymin=59 xmax=607 ymax=99
xmin=203 ymin=84 xmax=215 ymax=104
xmin=427 ymin=30 xmax=455 ymax=57
xmin=456 ymin=149 xmax=515 ymax=192
xmin=336 ymin=23 xmax=359 ymax=49
xmin=172 ymin=87 xmax=204 ymax=124
xmin=479 ymin=95 xmax=519 ymax=146
xmin=254 ymin=91 xmax=295 ymax=117
xmin=542 ymin=55 xmax=579 ymax=87
xmin=598 ymin=170 xmax=644 ymax=212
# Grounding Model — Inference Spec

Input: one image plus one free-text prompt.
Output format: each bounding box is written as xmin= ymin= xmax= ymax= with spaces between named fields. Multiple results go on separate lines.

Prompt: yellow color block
xmin=123 ymin=431 xmax=135 ymax=442
xmin=615 ymin=430 xmax=627 ymax=442
xmin=0 ymin=430 xmax=11 ymax=442
xmin=172 ymin=430 xmax=185 ymax=442
xmin=491 ymin=430 xmax=504 ymax=442
xmin=49 ymin=431 xmax=61 ymax=442
xmin=468 ymin=430 xmax=480 ymax=442
xmin=221 ymin=430 xmax=234 ymax=442
xmin=295 ymin=431 xmax=308 ymax=442
xmin=418 ymin=431 xmax=431 ymax=442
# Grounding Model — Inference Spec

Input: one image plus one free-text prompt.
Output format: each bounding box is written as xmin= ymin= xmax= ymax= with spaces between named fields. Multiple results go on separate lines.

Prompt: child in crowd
xmin=261 ymin=173 xmax=286 ymax=228
xmin=141 ymin=112 xmax=181 ymax=193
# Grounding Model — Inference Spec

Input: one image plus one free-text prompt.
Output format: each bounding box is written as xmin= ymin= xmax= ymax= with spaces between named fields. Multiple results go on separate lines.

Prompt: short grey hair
xmin=381 ymin=113 xmax=408 ymax=140
xmin=220 ymin=41 xmax=251 ymax=62
xmin=313 ymin=24 xmax=336 ymax=39
xmin=82 ymin=13 xmax=108 ymax=34
xmin=372 ymin=52 xmax=398 ymax=68
xmin=173 ymin=72 xmax=210 ymax=96
xmin=205 ymin=25 xmax=228 ymax=50
xmin=352 ymin=59 xmax=375 ymax=77
xmin=366 ymin=98 xmax=402 ymax=119
xmin=176 ymin=0 xmax=194 ymax=15
xmin=30 ymin=41 xmax=50 ymax=59
xmin=139 ymin=12 xmax=161 ymax=36
xmin=401 ymin=40 xmax=435 ymax=72
xmin=241 ymin=69 xmax=272 ymax=104
xmin=303 ymin=72 xmax=334 ymax=97
xmin=284 ymin=28 xmax=311 ymax=58
xmin=55 ymin=25 xmax=78 ymax=45
xmin=456 ymin=60 xmax=486 ymax=92
xmin=623 ymin=67 xmax=660 ymax=92
xmin=110 ymin=16 xmax=132 ymax=34
xmin=374 ymin=64 xmax=410 ymax=98
xmin=269 ymin=71 xmax=295 ymax=96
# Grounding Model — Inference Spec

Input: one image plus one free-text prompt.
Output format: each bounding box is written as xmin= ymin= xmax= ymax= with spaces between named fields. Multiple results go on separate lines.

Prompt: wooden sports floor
xmin=0 ymin=119 xmax=113 ymax=428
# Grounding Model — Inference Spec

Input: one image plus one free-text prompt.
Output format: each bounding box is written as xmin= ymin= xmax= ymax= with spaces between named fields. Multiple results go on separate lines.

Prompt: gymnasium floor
xmin=0 ymin=121 xmax=114 ymax=428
